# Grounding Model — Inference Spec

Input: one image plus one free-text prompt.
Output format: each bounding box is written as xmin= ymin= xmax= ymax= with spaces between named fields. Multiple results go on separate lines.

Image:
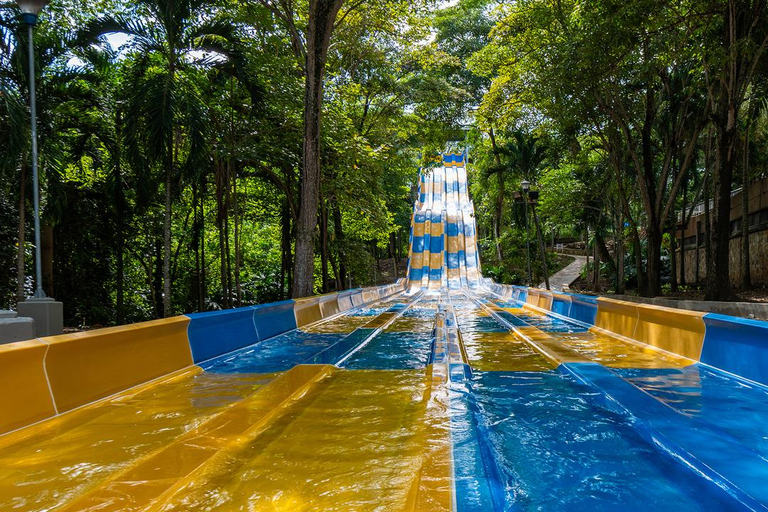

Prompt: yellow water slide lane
xmin=0 ymin=367 xmax=278 ymax=511
xmin=502 ymin=303 xmax=694 ymax=369
xmin=55 ymin=364 xmax=333 ymax=512
xmin=151 ymin=367 xmax=452 ymax=512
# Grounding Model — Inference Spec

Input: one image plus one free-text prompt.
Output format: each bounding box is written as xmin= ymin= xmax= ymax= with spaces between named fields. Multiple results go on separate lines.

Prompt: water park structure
xmin=2 ymin=152 xmax=768 ymax=511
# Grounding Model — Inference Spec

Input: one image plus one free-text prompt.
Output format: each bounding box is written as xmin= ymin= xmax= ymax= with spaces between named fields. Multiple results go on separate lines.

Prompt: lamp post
xmin=521 ymin=179 xmax=532 ymax=286
xmin=19 ymin=0 xmax=49 ymax=298
xmin=16 ymin=0 xmax=62 ymax=337
xmin=528 ymin=189 xmax=550 ymax=290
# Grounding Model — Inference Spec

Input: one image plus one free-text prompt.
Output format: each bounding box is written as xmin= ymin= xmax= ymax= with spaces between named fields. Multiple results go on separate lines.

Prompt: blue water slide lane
xmin=200 ymin=329 xmax=344 ymax=374
xmin=199 ymin=294 xmax=406 ymax=374
xmin=309 ymin=301 xmax=415 ymax=368
xmin=450 ymin=375 xmax=510 ymax=512
xmin=342 ymin=313 xmax=434 ymax=370
xmin=615 ymin=363 xmax=768 ymax=463
xmin=560 ymin=362 xmax=768 ymax=511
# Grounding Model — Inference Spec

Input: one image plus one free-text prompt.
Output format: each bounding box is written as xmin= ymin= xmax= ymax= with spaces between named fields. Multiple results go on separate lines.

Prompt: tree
xmin=80 ymin=0 xmax=244 ymax=315
xmin=699 ymin=0 xmax=768 ymax=300
xmin=257 ymin=0 xmax=346 ymax=297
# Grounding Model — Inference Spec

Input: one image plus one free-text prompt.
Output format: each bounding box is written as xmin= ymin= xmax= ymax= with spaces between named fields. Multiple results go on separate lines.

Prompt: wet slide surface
xmin=1 ymin=289 xmax=766 ymax=511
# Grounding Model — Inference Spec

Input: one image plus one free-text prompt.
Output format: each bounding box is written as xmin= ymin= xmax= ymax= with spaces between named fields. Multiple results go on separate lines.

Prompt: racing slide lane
xmin=446 ymin=291 xmax=736 ymax=512
xmin=476 ymin=290 xmax=768 ymax=510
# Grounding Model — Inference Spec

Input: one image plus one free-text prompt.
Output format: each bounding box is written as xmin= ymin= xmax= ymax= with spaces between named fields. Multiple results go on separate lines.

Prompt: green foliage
xmin=5 ymin=0 xmax=765 ymax=320
xmin=0 ymin=0 xmax=461 ymax=323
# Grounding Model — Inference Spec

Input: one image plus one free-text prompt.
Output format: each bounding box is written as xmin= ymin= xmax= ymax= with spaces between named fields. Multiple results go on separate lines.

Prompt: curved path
xmin=540 ymin=254 xmax=587 ymax=291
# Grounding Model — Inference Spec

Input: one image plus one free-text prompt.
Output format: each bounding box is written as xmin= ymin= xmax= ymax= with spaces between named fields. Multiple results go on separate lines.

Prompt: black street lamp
xmin=18 ymin=0 xmax=49 ymax=298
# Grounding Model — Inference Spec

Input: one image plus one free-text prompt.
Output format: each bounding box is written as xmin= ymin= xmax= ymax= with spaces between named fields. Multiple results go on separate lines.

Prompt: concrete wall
xmin=676 ymin=176 xmax=768 ymax=288
xmin=676 ymin=230 xmax=768 ymax=287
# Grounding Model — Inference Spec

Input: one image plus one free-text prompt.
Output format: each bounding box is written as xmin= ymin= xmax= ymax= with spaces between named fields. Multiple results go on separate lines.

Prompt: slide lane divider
xmin=404 ymin=321 xmax=455 ymax=512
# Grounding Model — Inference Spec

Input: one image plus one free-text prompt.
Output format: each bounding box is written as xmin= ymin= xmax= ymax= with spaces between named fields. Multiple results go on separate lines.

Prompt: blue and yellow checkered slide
xmin=407 ymin=151 xmax=481 ymax=289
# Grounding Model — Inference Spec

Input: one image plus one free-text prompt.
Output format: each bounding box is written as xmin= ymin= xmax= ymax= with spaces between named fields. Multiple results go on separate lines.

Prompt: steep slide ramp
xmin=407 ymin=152 xmax=481 ymax=290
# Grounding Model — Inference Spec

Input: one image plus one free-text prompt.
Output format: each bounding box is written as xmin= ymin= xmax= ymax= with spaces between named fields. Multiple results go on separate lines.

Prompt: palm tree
xmin=0 ymin=10 xmax=30 ymax=302
xmin=79 ymin=0 xmax=253 ymax=317
xmin=483 ymin=129 xmax=547 ymax=262
xmin=1 ymin=9 xmax=99 ymax=302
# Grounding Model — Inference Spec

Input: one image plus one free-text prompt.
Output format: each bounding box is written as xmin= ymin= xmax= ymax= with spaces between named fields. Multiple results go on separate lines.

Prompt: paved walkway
xmin=539 ymin=255 xmax=587 ymax=291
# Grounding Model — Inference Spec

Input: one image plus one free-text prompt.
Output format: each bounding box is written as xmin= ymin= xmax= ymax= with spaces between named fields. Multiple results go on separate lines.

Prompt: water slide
xmin=2 ymin=153 xmax=768 ymax=510
xmin=407 ymin=151 xmax=481 ymax=289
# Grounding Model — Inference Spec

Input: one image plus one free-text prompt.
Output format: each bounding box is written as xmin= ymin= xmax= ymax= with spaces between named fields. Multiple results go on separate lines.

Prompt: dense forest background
xmin=2 ymin=0 xmax=768 ymax=327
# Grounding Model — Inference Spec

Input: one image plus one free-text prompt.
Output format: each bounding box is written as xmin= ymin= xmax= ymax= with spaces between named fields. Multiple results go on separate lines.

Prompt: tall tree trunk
xmin=584 ymin=224 xmax=589 ymax=285
xmin=631 ymin=229 xmax=645 ymax=296
xmin=391 ymin=232 xmax=399 ymax=279
xmin=704 ymin=163 xmax=713 ymax=294
xmin=280 ymin=194 xmax=292 ymax=300
xmin=329 ymin=249 xmax=340 ymax=291
xmin=320 ymin=197 xmax=330 ymax=293
xmin=645 ymin=223 xmax=663 ymax=297
xmin=154 ymin=237 xmax=163 ymax=318
xmin=332 ymin=199 xmax=347 ymax=290
xmin=224 ymin=162 xmax=233 ymax=308
xmin=639 ymin=75 xmax=661 ymax=298
xmin=217 ymin=160 xmax=229 ymax=309
xmin=116 ymin=222 xmax=125 ymax=323
xmin=42 ymin=224 xmax=53 ymax=296
xmin=593 ymin=227 xmax=599 ymax=292
xmin=706 ymin=120 xmax=737 ymax=300
xmin=617 ymin=212 xmax=626 ymax=294
xmin=200 ymin=178 xmax=207 ymax=310
xmin=16 ymin=162 xmax=26 ymax=302
xmin=741 ymin=126 xmax=751 ymax=289
xmin=679 ymin=176 xmax=687 ymax=286
xmin=234 ymin=167 xmax=242 ymax=306
xmin=670 ymin=228 xmax=678 ymax=293
xmin=670 ymin=159 xmax=679 ymax=293
xmin=163 ymin=163 xmax=173 ymax=317
xmin=596 ymin=231 xmax=616 ymax=273
xmin=292 ymin=0 xmax=345 ymax=298
xmin=115 ymin=108 xmax=125 ymax=323
xmin=193 ymin=180 xmax=202 ymax=312
xmin=488 ymin=127 xmax=504 ymax=262
xmin=224 ymin=164 xmax=232 ymax=308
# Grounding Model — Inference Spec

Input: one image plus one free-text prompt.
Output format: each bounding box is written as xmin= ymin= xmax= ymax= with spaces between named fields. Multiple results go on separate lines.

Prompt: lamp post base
xmin=17 ymin=297 xmax=63 ymax=337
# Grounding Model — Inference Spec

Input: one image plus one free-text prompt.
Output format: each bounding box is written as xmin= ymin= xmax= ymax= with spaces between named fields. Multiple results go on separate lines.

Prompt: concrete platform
xmin=17 ymin=298 xmax=63 ymax=337
xmin=0 ymin=315 xmax=35 ymax=345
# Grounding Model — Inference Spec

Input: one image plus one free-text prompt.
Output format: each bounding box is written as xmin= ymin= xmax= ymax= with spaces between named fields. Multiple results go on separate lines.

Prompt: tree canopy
xmin=2 ymin=0 xmax=767 ymax=325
